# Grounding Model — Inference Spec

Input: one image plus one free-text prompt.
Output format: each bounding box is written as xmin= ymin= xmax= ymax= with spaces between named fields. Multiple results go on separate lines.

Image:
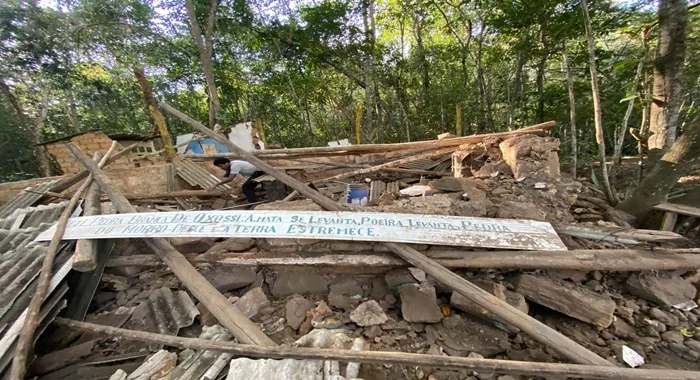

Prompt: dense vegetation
xmin=1 ymin=0 xmax=698 ymax=214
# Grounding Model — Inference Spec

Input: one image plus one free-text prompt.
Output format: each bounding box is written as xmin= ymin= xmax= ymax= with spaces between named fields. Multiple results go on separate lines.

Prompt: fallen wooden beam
xmin=314 ymin=147 xmax=455 ymax=184
xmin=554 ymin=224 xmax=688 ymax=245
xmin=66 ymin=143 xmax=275 ymax=347
xmin=53 ymin=318 xmax=699 ymax=380
xmin=120 ymin=190 xmax=226 ymax=200
xmin=105 ymin=249 xmax=700 ymax=272
xmin=195 ymin=121 xmax=556 ymax=158
xmin=73 ymin=152 xmax=104 ymax=272
xmin=158 ymin=102 xmax=610 ymax=367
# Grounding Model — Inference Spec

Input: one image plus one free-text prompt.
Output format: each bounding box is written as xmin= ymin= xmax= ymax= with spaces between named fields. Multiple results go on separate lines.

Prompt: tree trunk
xmin=369 ymin=0 xmax=383 ymax=143
xmin=185 ymin=0 xmax=220 ymax=129
xmin=648 ymin=0 xmax=689 ymax=159
xmin=508 ymin=38 xmax=528 ymax=131
xmin=618 ymin=113 xmax=700 ymax=220
xmin=582 ymin=0 xmax=615 ymax=203
xmin=362 ymin=0 xmax=373 ymax=142
xmin=612 ymin=57 xmax=645 ymax=168
xmin=562 ymin=46 xmax=578 ymax=179
xmin=638 ymin=31 xmax=652 ymax=158
xmin=67 ymin=88 xmax=80 ymax=133
xmin=34 ymin=86 xmax=52 ymax=177
xmin=413 ymin=12 xmax=429 ymax=102
xmin=133 ymin=66 xmax=175 ymax=162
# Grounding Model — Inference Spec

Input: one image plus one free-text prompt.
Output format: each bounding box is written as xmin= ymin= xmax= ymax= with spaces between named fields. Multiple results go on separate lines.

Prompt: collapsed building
xmin=0 ymin=118 xmax=699 ymax=380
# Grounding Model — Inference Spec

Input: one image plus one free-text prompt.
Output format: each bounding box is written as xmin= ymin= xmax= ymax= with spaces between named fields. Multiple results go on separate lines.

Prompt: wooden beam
xmin=158 ymin=102 xmax=609 ymax=366
xmin=53 ymin=318 xmax=699 ymax=380
xmin=120 ymin=190 xmax=226 ymax=200
xmin=313 ymin=147 xmax=455 ymax=184
xmin=105 ymin=249 xmax=700 ymax=272
xmin=661 ymin=212 xmax=679 ymax=231
xmin=65 ymin=143 xmax=275 ymax=347
xmin=73 ymin=152 xmax=105 ymax=272
xmin=134 ymin=65 xmax=175 ymax=162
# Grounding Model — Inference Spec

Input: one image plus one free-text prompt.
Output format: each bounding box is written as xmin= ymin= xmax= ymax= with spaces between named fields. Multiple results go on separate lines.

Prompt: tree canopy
xmin=0 ymin=0 xmax=698 ymax=185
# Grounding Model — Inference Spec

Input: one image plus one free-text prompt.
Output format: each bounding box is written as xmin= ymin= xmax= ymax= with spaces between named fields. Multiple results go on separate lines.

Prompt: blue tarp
xmin=186 ymin=138 xmax=231 ymax=154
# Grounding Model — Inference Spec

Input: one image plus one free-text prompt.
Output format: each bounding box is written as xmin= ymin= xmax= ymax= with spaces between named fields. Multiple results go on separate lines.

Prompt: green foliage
xmin=0 ymin=0 xmax=697 ymax=184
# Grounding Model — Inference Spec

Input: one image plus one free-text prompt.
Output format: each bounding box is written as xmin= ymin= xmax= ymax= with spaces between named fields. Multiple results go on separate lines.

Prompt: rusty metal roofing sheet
xmin=126 ymin=287 xmax=199 ymax=351
xmin=175 ymin=159 xmax=232 ymax=191
xmin=0 ymin=179 xmax=59 ymax=218
xmin=164 ymin=324 xmax=233 ymax=380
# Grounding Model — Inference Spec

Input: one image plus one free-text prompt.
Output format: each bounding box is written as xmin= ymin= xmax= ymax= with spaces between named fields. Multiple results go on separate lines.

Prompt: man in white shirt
xmin=208 ymin=158 xmax=265 ymax=202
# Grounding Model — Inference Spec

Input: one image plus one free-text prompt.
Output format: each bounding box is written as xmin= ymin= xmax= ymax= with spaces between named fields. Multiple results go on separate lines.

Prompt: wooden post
xmin=73 ymin=152 xmax=104 ymax=272
xmin=456 ymin=102 xmax=462 ymax=137
xmin=65 ymin=143 xmax=276 ymax=347
xmin=134 ymin=66 xmax=175 ymax=162
xmin=157 ymin=102 xmax=610 ymax=366
xmin=355 ymin=104 xmax=362 ymax=144
xmin=54 ymin=318 xmax=698 ymax=380
xmin=255 ymin=117 xmax=267 ymax=145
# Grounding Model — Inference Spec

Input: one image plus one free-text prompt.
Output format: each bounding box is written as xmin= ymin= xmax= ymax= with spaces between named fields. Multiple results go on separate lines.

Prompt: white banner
xmin=36 ymin=211 xmax=567 ymax=251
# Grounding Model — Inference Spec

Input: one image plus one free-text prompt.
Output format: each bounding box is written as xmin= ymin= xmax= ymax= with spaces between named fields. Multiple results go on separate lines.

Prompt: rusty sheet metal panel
xmin=163 ymin=324 xmax=233 ymax=380
xmin=0 ymin=179 xmax=59 ymax=218
xmin=39 ymin=211 xmax=568 ymax=251
xmin=127 ymin=287 xmax=199 ymax=350
xmin=175 ymin=159 xmax=232 ymax=191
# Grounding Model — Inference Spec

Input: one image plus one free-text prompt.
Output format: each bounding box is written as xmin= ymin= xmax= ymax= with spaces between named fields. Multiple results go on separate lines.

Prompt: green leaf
xmin=619 ymin=94 xmax=638 ymax=103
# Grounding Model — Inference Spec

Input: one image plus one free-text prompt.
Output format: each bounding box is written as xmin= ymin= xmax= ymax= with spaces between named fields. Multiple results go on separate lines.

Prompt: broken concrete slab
xmin=285 ymin=295 xmax=315 ymax=330
xmin=168 ymin=236 xmax=215 ymax=254
xmin=233 ymin=287 xmax=270 ymax=319
xmin=496 ymin=201 xmax=547 ymax=221
xmin=626 ymin=272 xmax=697 ymax=307
xmin=350 ymin=300 xmax=388 ymax=326
xmin=499 ymin=135 xmax=560 ymax=181
xmin=270 ymin=271 xmax=328 ymax=298
xmin=513 ymin=274 xmax=615 ymax=327
xmin=204 ymin=237 xmax=256 ymax=254
xmin=384 ymin=268 xmax=418 ymax=288
xmin=201 ymin=266 xmax=257 ymax=293
xmin=398 ymin=283 xmax=443 ymax=323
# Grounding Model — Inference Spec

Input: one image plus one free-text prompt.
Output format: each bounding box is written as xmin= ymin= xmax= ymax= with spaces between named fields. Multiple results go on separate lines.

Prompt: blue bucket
xmin=347 ymin=184 xmax=369 ymax=206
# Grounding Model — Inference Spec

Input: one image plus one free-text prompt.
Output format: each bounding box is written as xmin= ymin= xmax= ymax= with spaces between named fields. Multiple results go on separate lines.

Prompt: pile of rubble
xmin=2 ymin=120 xmax=700 ymax=380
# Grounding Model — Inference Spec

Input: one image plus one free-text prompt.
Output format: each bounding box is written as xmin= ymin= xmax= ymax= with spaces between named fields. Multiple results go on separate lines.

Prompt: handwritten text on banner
xmin=36 ymin=211 xmax=567 ymax=251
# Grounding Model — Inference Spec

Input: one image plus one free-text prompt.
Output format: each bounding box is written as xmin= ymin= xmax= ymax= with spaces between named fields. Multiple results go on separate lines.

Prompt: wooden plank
xmin=37 ymin=210 xmax=567 ymax=251
xmin=157 ymin=102 xmax=609 ymax=366
xmin=73 ymin=152 xmax=103 ymax=272
xmin=654 ymin=202 xmax=700 ymax=217
xmin=65 ymin=143 xmax=276 ymax=348
xmin=554 ymin=224 xmax=687 ymax=245
xmin=53 ymin=317 xmax=700 ymax=380
xmin=30 ymin=339 xmax=99 ymax=375
xmin=513 ymin=274 xmax=616 ymax=327
xmin=105 ymin=249 xmax=700 ymax=272
xmin=661 ymin=212 xmax=679 ymax=232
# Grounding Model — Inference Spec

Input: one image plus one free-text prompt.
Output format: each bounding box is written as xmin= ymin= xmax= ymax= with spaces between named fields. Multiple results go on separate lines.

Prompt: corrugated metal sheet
xmin=0 ymin=179 xmax=59 ymax=218
xmin=175 ymin=159 xmax=232 ymax=191
xmin=400 ymin=158 xmax=439 ymax=170
xmin=164 ymin=324 xmax=233 ymax=380
xmin=127 ymin=287 xmax=199 ymax=351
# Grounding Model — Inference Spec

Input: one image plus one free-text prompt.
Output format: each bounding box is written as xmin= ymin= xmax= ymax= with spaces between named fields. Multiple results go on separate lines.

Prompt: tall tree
xmin=562 ymin=44 xmax=578 ymax=179
xmin=647 ymin=0 xmax=689 ymax=159
xmin=185 ymin=0 xmax=220 ymax=129
xmin=582 ymin=0 xmax=615 ymax=203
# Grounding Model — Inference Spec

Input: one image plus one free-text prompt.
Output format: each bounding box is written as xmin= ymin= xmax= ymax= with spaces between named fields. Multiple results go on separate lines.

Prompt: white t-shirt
xmin=226 ymin=160 xmax=258 ymax=177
